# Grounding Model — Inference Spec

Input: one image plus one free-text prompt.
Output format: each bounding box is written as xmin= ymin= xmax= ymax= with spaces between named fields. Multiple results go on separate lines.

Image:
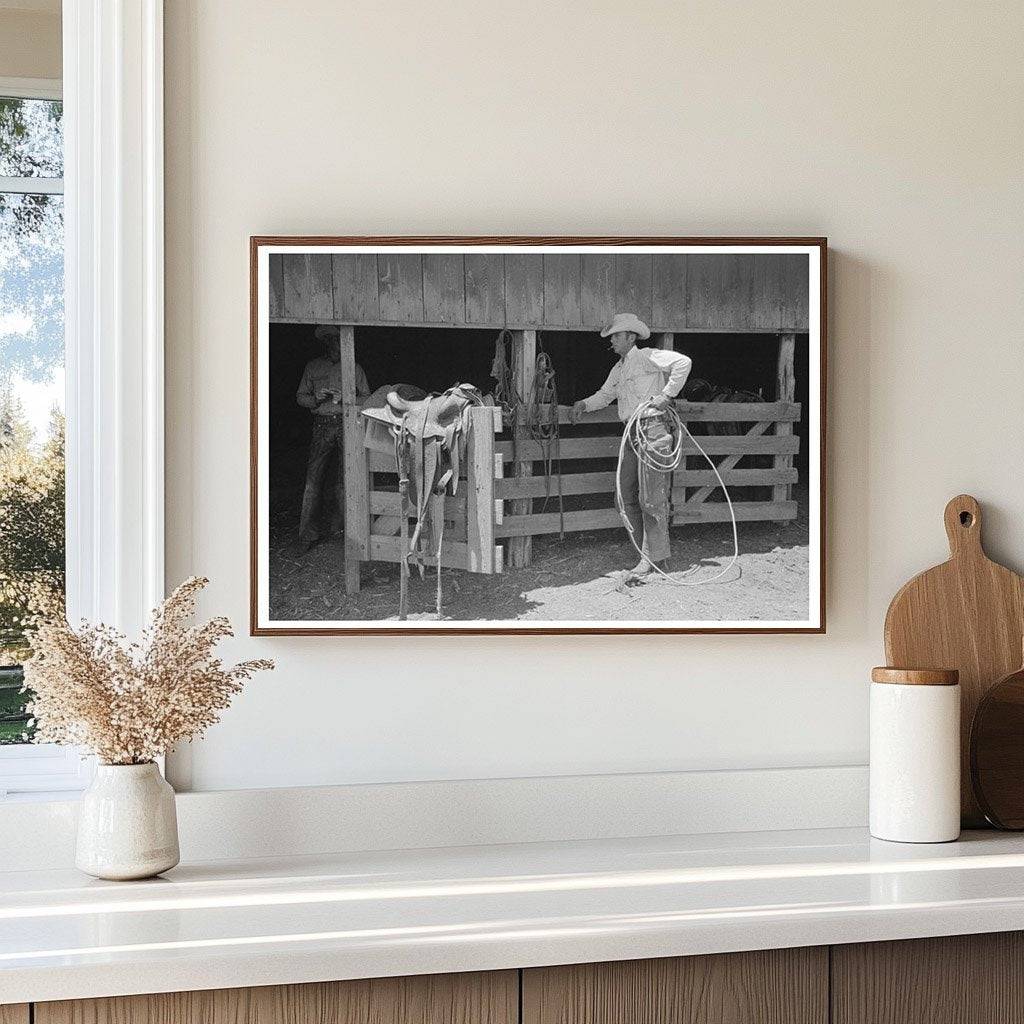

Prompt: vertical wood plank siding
xmin=272 ymin=252 xmax=809 ymax=331
xmin=581 ymin=254 xmax=616 ymax=326
xmin=464 ymin=254 xmax=505 ymax=324
xmin=333 ymin=253 xmax=378 ymax=322
xmin=422 ymin=254 xmax=465 ymax=324
xmin=268 ymin=253 xmax=285 ymax=318
xmin=781 ymin=252 xmax=810 ymax=331
xmin=377 ymin=254 xmax=424 ymax=321
xmin=614 ymin=254 xmax=653 ymax=325
xmin=282 ymin=253 xmax=312 ymax=319
xmin=543 ymin=254 xmax=583 ymax=326
xmin=307 ymin=255 xmax=334 ymax=319
xmin=686 ymin=254 xmax=766 ymax=330
xmin=652 ymin=253 xmax=687 ymax=325
xmin=504 ymin=255 xmax=544 ymax=325
xmin=749 ymin=255 xmax=784 ymax=330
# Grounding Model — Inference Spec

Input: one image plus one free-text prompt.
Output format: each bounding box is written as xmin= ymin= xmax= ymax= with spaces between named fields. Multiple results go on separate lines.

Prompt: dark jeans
xmin=619 ymin=416 xmax=673 ymax=563
xmin=299 ymin=415 xmax=344 ymax=543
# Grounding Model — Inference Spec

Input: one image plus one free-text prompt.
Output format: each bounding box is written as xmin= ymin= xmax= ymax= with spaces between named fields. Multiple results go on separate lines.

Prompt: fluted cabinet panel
xmin=35 ymin=972 xmax=517 ymax=1024
xmin=522 ymin=948 xmax=828 ymax=1024
xmin=832 ymin=933 xmax=1024 ymax=1024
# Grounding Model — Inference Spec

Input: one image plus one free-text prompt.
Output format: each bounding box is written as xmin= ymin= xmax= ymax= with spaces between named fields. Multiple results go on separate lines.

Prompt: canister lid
xmin=871 ymin=666 xmax=959 ymax=686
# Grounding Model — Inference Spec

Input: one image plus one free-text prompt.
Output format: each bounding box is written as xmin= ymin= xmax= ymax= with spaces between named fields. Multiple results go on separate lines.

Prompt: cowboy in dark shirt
xmin=295 ymin=325 xmax=369 ymax=549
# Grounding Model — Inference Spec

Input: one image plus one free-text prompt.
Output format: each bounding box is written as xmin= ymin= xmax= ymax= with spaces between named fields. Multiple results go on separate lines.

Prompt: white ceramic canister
xmin=870 ymin=667 xmax=961 ymax=843
xmin=76 ymin=762 xmax=180 ymax=880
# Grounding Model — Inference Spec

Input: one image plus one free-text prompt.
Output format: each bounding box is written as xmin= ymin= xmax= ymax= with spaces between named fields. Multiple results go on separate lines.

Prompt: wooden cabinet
xmin=34 ymin=971 xmax=517 ymax=1024
xmin=832 ymin=932 xmax=1024 ymax=1024
xmin=522 ymin=948 xmax=828 ymax=1024
xmin=21 ymin=932 xmax=1024 ymax=1024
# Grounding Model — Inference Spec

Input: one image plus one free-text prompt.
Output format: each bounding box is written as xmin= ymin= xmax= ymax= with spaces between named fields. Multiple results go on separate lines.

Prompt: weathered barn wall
xmin=268 ymin=252 xmax=810 ymax=332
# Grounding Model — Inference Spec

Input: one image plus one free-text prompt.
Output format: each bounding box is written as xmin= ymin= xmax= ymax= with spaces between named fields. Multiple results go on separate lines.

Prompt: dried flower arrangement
xmin=22 ymin=576 xmax=273 ymax=765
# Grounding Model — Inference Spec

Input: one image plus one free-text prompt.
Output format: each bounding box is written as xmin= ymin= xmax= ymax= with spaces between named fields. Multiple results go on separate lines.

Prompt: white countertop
xmin=4 ymin=826 xmax=1024 ymax=1004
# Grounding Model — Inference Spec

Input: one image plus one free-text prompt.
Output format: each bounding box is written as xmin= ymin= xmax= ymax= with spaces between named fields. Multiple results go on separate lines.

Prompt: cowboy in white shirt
xmin=572 ymin=313 xmax=692 ymax=576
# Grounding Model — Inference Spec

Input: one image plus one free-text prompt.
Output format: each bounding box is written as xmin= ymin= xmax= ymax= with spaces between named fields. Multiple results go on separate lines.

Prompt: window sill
xmin=0 ymin=744 xmax=93 ymax=799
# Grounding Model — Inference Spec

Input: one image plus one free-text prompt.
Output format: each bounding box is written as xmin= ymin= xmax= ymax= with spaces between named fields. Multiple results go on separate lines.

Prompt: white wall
xmin=164 ymin=1 xmax=1024 ymax=792
xmin=0 ymin=6 xmax=61 ymax=80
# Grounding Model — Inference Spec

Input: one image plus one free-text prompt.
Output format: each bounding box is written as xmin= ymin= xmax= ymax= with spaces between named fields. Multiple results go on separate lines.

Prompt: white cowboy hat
xmin=600 ymin=312 xmax=651 ymax=341
xmin=314 ymin=324 xmax=341 ymax=340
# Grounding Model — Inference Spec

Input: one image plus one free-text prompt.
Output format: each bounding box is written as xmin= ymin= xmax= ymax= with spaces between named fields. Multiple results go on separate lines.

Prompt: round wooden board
xmin=970 ymin=664 xmax=1024 ymax=829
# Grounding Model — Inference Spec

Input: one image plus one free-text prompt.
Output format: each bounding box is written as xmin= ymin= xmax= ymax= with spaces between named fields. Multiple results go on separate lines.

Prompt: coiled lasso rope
xmin=615 ymin=399 xmax=740 ymax=586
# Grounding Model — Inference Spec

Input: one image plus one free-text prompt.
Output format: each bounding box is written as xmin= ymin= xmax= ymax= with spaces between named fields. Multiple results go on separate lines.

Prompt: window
xmin=0 ymin=81 xmax=86 ymax=798
xmin=0 ymin=7 xmax=166 ymax=795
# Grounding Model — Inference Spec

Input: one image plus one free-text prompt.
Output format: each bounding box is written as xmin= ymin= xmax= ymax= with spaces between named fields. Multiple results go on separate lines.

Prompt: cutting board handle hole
xmin=960 ymin=511 xmax=974 ymax=527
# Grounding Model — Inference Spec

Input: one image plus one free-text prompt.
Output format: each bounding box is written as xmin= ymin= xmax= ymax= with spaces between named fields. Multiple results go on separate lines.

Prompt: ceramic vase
xmin=76 ymin=762 xmax=180 ymax=880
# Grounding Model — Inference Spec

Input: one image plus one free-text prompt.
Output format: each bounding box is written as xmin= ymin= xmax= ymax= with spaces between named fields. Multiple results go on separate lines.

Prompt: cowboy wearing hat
xmin=572 ymin=313 xmax=692 ymax=576
xmin=295 ymin=324 xmax=370 ymax=550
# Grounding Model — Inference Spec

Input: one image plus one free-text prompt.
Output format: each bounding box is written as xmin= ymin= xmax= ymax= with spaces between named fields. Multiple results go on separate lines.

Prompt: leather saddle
xmin=361 ymin=383 xmax=484 ymax=618
xmin=362 ymin=383 xmax=483 ymax=499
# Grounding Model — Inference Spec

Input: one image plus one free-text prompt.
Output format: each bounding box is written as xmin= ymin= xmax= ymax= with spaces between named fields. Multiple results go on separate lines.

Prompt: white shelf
xmin=4 ymin=827 xmax=1024 ymax=1004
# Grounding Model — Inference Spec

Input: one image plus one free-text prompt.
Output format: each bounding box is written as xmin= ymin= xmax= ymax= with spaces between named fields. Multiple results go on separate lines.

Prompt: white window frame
xmin=0 ymin=77 xmax=61 ymax=101
xmin=0 ymin=0 xmax=165 ymax=799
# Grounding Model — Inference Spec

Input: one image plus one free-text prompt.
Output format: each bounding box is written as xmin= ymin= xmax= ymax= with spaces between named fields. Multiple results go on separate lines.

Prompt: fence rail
xmin=495 ymin=466 xmax=797 ymax=499
xmin=522 ymin=401 xmax=801 ymax=425
xmin=496 ymin=501 xmax=798 ymax=539
xmin=495 ymin=433 xmax=799 ymax=461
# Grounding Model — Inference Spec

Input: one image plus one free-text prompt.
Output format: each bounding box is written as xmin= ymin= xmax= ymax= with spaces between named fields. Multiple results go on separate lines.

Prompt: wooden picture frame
xmin=250 ymin=237 xmax=827 ymax=635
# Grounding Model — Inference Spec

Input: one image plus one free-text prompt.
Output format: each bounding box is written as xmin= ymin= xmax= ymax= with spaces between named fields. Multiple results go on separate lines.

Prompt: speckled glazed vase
xmin=76 ymin=762 xmax=180 ymax=880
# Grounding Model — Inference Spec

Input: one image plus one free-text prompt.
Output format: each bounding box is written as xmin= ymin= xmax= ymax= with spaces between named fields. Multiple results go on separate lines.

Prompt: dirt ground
xmin=268 ymin=486 xmax=811 ymax=623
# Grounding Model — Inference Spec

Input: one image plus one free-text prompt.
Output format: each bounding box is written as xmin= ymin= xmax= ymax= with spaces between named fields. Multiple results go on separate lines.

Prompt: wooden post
xmin=773 ymin=333 xmax=797 ymax=503
xmin=508 ymin=329 xmax=536 ymax=568
xmin=655 ymin=331 xmax=674 ymax=350
xmin=465 ymin=407 xmax=496 ymax=573
xmin=339 ymin=325 xmax=368 ymax=595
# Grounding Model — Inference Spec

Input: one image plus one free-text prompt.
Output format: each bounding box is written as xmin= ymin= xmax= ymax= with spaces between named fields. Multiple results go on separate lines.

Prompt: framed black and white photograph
xmin=250 ymin=237 xmax=826 ymax=634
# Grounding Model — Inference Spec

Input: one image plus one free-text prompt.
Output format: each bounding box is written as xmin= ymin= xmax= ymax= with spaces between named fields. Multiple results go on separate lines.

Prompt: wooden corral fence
xmin=495 ymin=401 xmax=800 ymax=541
xmin=338 ymin=329 xmax=800 ymax=593
xmin=274 ymin=254 xmax=808 ymax=591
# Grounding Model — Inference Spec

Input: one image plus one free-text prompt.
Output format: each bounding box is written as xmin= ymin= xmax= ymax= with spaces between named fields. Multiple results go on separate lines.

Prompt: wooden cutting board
xmin=884 ymin=494 xmax=1024 ymax=826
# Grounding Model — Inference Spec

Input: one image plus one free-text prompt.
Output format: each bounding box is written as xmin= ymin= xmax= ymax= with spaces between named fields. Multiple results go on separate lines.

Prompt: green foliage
xmin=0 ymin=397 xmax=65 ymax=742
xmin=0 ymin=667 xmax=30 ymax=744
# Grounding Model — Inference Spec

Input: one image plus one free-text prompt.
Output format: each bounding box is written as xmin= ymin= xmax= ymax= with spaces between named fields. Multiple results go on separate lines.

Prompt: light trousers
xmin=618 ymin=416 xmax=673 ymax=563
